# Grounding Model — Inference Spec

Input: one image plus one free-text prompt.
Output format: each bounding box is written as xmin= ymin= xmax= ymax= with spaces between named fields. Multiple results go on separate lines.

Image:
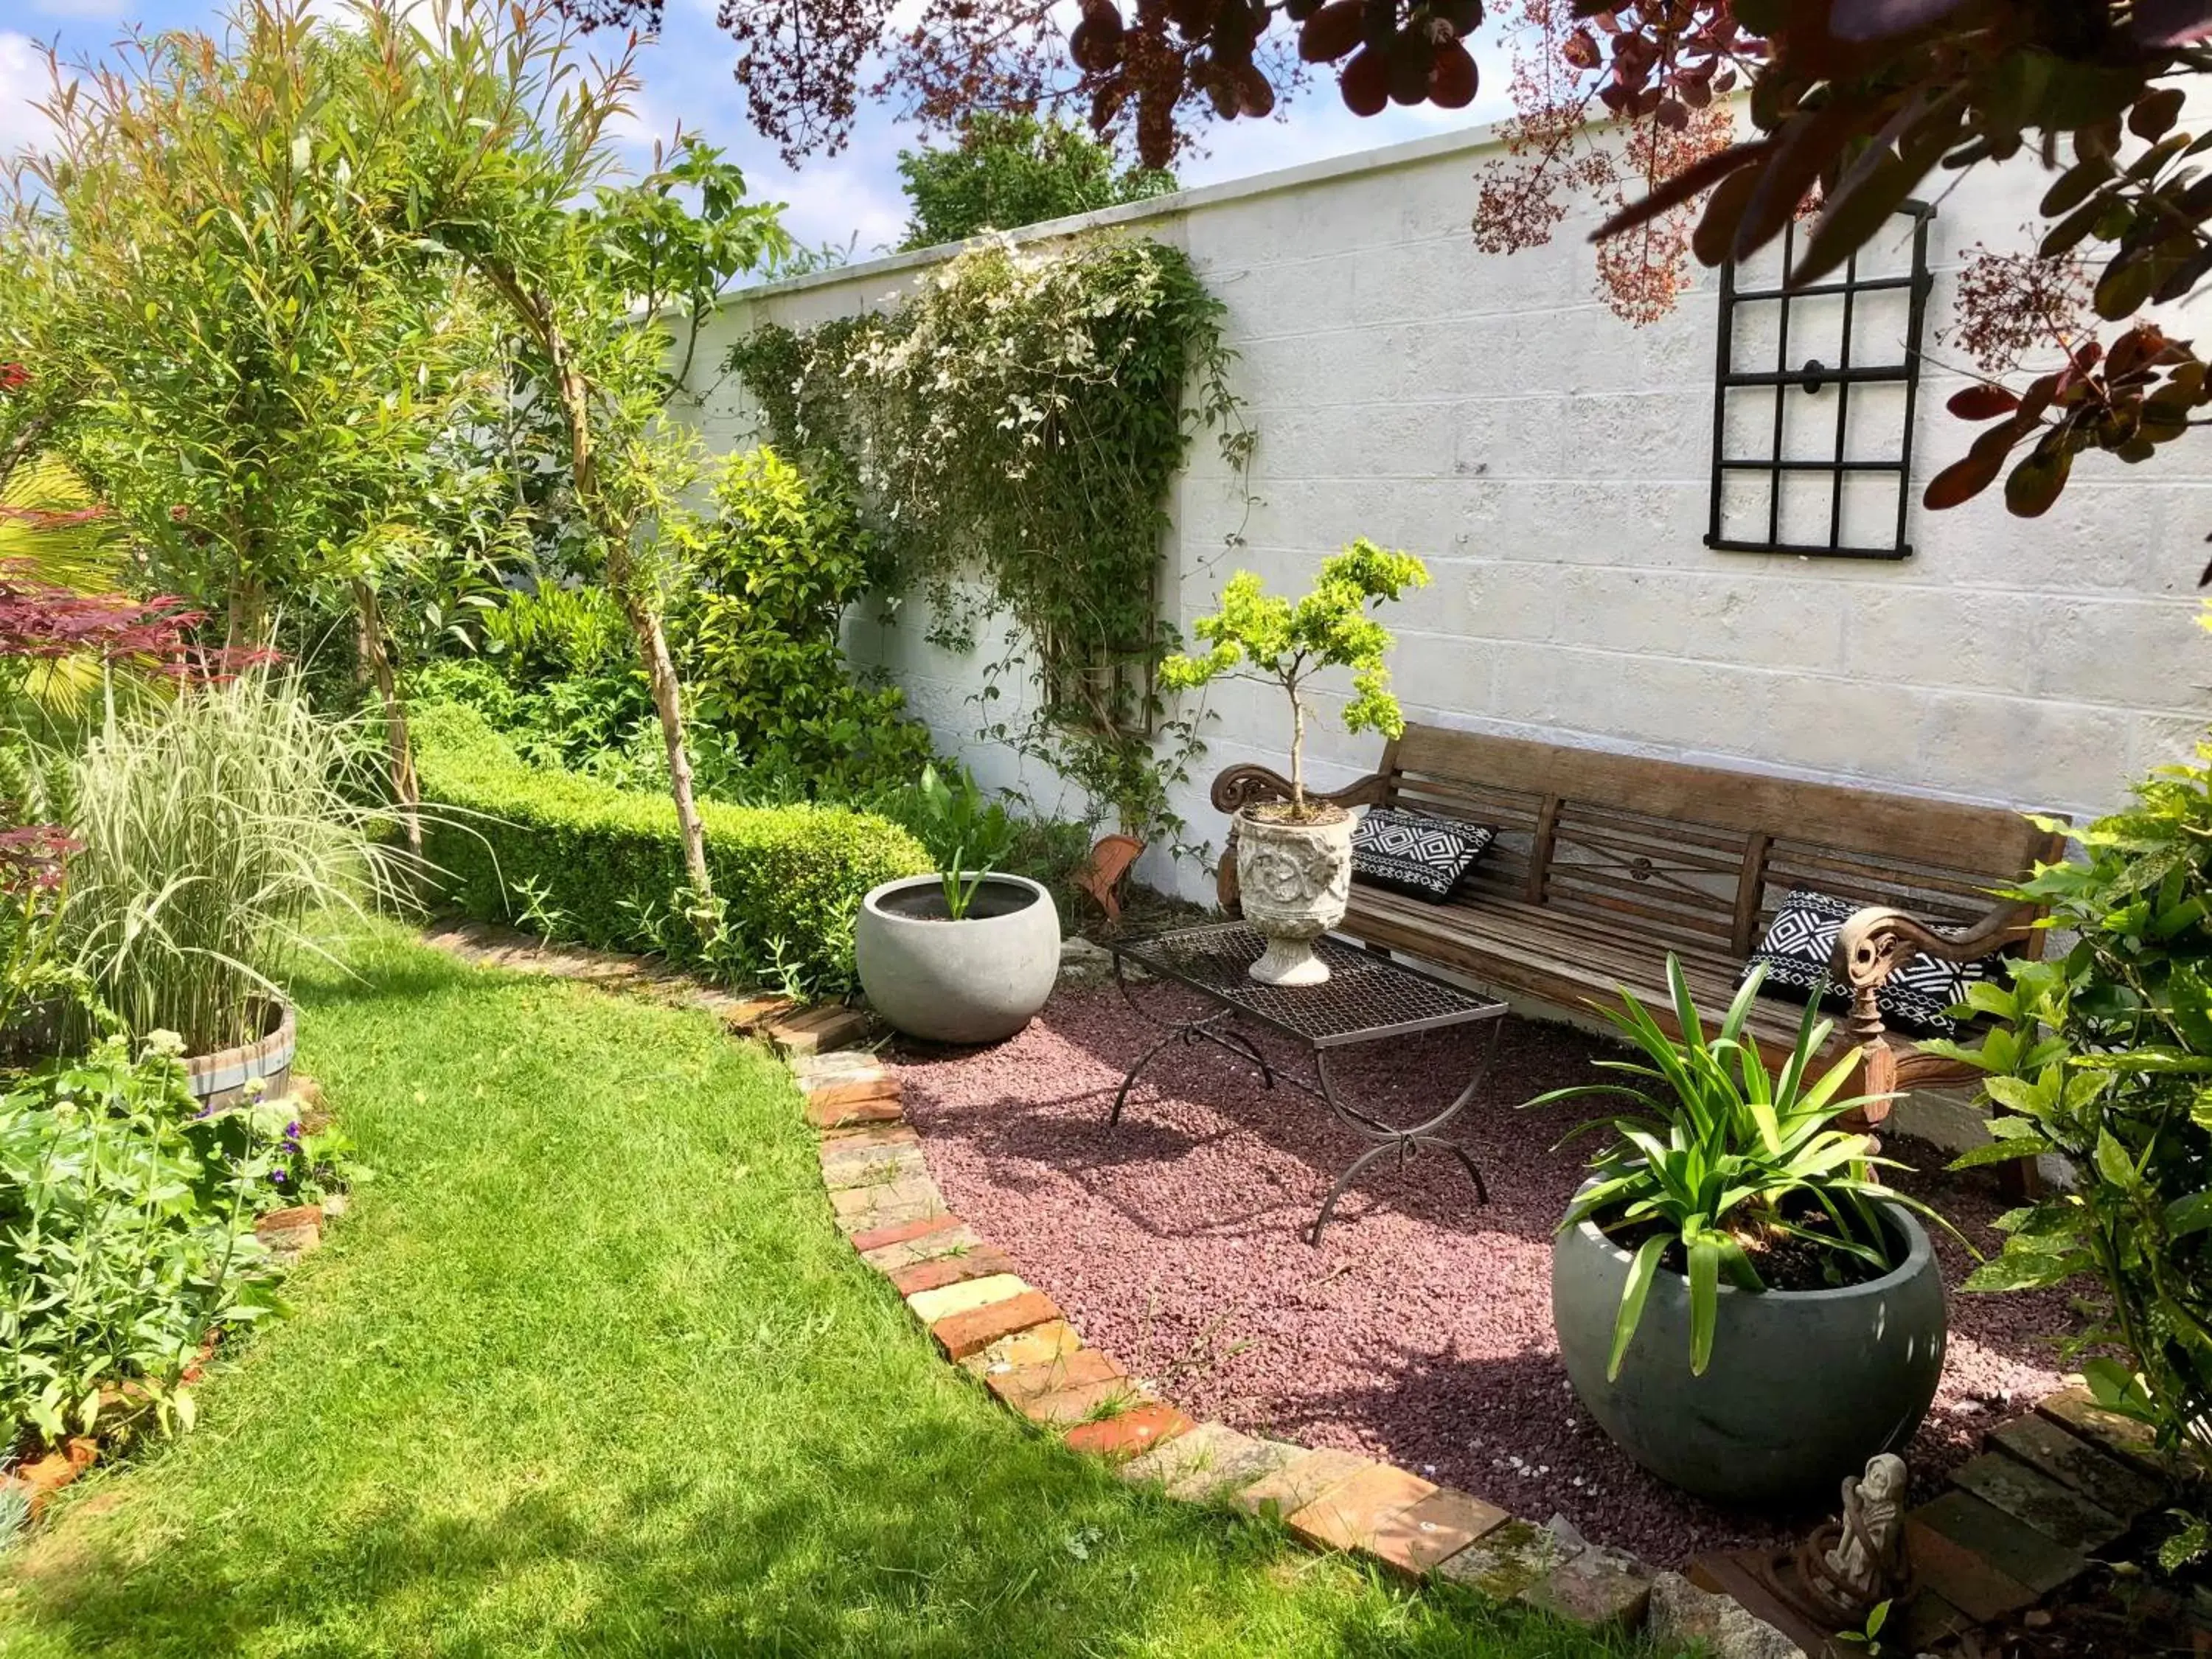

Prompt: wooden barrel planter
xmin=185 ymin=1000 xmax=296 ymax=1112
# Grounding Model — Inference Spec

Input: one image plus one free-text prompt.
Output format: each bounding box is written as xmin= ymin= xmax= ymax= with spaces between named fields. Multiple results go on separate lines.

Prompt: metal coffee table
xmin=1107 ymin=922 xmax=1508 ymax=1244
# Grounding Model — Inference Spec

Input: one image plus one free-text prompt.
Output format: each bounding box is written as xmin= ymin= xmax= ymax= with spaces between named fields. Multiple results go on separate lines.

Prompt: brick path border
xmin=790 ymin=1043 xmax=1672 ymax=1630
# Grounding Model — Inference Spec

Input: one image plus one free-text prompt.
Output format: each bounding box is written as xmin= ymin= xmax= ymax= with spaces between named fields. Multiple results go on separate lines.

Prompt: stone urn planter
xmin=1551 ymin=1189 xmax=1947 ymax=1506
xmin=185 ymin=998 xmax=296 ymax=1113
xmin=855 ymin=873 xmax=1061 ymax=1046
xmin=1234 ymin=806 xmax=1353 ymax=986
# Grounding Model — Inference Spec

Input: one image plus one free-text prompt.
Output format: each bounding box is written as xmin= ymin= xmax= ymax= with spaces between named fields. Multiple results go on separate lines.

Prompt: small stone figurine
xmin=1798 ymin=1453 xmax=1911 ymax=1618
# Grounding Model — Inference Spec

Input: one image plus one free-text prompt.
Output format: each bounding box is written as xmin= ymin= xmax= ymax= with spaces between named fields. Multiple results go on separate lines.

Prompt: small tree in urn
xmin=1164 ymin=540 xmax=1427 ymax=985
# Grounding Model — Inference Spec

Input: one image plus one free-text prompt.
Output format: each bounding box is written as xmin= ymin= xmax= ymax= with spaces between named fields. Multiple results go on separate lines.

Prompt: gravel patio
xmin=892 ymin=981 xmax=2079 ymax=1568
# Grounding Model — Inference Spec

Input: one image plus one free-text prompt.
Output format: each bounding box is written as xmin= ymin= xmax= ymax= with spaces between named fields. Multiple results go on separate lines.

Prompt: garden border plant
xmin=1924 ymin=687 xmax=2212 ymax=1563
xmin=726 ymin=232 xmax=1253 ymax=852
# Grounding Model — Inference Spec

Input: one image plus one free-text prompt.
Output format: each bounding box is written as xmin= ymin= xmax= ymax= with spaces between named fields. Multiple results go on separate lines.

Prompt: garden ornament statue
xmin=1800 ymin=1453 xmax=1911 ymax=1619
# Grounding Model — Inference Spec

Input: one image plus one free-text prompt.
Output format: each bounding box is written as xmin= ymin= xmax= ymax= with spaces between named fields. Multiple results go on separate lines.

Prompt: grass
xmin=0 ymin=919 xmax=1665 ymax=1658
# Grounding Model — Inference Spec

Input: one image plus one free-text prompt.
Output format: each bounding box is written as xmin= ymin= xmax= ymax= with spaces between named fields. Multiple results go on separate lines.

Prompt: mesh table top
xmin=1109 ymin=922 xmax=1506 ymax=1048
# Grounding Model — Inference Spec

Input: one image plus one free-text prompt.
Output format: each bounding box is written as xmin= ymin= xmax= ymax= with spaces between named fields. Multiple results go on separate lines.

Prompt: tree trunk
xmin=483 ymin=263 xmax=718 ymax=939
xmin=223 ymin=574 xmax=266 ymax=658
xmin=623 ymin=587 xmax=715 ymax=917
xmin=353 ymin=579 xmax=421 ymax=866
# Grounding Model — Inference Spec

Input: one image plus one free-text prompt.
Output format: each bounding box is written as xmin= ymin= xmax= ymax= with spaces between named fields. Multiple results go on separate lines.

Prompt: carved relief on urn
xmin=1234 ymin=806 xmax=1354 ymax=986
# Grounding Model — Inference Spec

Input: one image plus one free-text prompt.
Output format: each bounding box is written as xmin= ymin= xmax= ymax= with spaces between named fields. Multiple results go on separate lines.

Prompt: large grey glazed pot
xmin=1551 ymin=1189 xmax=1947 ymax=1506
xmin=855 ymin=873 xmax=1061 ymax=1046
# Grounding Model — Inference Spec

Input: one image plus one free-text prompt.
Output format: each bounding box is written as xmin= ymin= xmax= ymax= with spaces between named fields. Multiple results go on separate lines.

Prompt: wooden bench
xmin=1214 ymin=724 xmax=2067 ymax=1124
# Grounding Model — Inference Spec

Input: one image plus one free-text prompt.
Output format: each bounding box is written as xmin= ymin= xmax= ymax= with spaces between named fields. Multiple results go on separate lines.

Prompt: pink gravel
xmin=893 ymin=984 xmax=2080 ymax=1567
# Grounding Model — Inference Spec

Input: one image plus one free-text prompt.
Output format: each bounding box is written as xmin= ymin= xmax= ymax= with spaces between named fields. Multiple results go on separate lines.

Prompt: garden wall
xmin=684 ymin=118 xmax=2212 ymax=917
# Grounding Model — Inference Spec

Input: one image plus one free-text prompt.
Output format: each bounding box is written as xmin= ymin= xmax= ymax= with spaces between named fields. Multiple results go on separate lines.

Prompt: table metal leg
xmin=1307 ymin=1017 xmax=1504 ymax=1246
xmin=1107 ymin=950 xmax=1282 ymax=1131
xmin=1110 ymin=1006 xmax=1250 ymax=1128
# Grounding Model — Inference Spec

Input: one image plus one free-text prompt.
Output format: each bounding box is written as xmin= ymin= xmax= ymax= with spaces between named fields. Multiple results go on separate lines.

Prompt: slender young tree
xmin=5 ymin=0 xmax=790 ymax=922
xmin=366 ymin=0 xmax=790 ymax=933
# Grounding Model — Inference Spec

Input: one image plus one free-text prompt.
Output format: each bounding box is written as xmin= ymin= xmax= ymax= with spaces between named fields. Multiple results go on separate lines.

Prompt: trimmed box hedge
xmin=412 ymin=703 xmax=931 ymax=991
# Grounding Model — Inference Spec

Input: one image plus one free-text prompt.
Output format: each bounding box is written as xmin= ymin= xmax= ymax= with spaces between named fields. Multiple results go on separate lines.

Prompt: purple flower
xmin=269 ymin=1170 xmax=286 ymax=1184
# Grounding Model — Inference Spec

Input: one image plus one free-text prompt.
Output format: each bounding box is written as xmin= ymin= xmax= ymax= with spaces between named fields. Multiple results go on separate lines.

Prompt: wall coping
xmin=718 ymin=114 xmax=1521 ymax=309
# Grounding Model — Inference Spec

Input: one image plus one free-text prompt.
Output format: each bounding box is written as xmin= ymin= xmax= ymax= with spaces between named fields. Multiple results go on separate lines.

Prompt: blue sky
xmin=1 ymin=0 xmax=1509 ymax=254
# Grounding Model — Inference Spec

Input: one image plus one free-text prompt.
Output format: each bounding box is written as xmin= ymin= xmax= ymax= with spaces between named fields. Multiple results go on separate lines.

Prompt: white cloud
xmin=0 ymin=34 xmax=62 ymax=162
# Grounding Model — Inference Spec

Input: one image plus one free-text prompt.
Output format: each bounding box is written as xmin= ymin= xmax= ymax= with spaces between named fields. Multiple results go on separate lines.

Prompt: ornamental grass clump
xmin=1532 ymin=958 xmax=1955 ymax=1377
xmin=60 ymin=668 xmax=419 ymax=1055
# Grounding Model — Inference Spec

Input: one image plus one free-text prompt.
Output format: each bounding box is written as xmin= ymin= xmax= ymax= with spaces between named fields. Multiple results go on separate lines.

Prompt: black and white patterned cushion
xmin=1742 ymin=888 xmax=1993 ymax=1037
xmin=1349 ymin=808 xmax=1495 ymax=902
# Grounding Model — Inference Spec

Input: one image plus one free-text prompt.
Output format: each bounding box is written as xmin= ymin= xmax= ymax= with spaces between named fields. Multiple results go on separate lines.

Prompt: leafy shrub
xmin=422 ymin=583 xmax=658 ymax=779
xmin=61 ymin=669 xmax=419 ymax=1054
xmin=1929 ymin=741 xmax=2212 ymax=1477
xmin=412 ymin=702 xmax=930 ymax=993
xmin=478 ymin=582 xmax=636 ymax=683
xmin=672 ymin=446 xmax=931 ymax=792
xmin=0 ymin=1031 xmax=282 ymax=1446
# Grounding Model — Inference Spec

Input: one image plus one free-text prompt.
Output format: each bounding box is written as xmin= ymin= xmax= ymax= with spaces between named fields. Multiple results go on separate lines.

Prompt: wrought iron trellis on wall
xmin=1706 ymin=202 xmax=1935 ymax=560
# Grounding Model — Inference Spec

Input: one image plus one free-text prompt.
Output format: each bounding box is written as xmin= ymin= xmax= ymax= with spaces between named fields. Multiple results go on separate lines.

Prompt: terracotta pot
xmin=1233 ymin=806 xmax=1352 ymax=985
xmin=184 ymin=999 xmax=294 ymax=1113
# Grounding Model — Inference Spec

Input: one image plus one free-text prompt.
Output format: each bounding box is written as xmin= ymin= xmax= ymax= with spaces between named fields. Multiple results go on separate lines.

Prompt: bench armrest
xmin=1210 ymin=763 xmax=1392 ymax=815
xmin=1827 ymin=900 xmax=2040 ymax=1104
xmin=1210 ymin=765 xmax=1391 ymax=913
xmin=1830 ymin=901 xmax=2039 ymax=994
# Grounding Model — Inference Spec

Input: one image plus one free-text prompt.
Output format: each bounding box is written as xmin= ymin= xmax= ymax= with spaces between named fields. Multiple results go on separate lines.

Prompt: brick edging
xmin=792 ymin=1045 xmax=1663 ymax=1630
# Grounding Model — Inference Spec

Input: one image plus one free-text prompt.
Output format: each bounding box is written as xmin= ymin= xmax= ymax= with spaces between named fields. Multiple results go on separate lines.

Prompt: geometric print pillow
xmin=1742 ymin=888 xmax=1994 ymax=1038
xmin=1349 ymin=807 xmax=1496 ymax=902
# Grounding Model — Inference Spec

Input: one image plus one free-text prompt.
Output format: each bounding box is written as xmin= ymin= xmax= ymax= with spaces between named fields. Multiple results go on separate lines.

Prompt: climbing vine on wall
xmin=725 ymin=234 xmax=1253 ymax=845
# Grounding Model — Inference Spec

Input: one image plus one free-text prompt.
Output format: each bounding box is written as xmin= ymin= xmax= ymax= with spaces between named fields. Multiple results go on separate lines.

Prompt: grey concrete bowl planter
xmin=855 ymin=874 xmax=1062 ymax=1046
xmin=1551 ymin=1192 xmax=1947 ymax=1507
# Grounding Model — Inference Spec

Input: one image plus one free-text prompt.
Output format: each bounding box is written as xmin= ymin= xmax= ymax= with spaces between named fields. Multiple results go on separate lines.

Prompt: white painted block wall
xmin=681 ymin=117 xmax=2212 ymax=919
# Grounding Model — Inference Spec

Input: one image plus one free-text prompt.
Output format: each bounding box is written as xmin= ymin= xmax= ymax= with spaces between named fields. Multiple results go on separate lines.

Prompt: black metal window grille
xmin=1706 ymin=202 xmax=1934 ymax=560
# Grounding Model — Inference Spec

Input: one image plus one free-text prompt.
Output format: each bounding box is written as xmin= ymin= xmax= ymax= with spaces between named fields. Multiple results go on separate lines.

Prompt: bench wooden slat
xmin=1349 ymin=888 xmax=1818 ymax=1053
xmin=1391 ymin=726 xmax=2053 ymax=877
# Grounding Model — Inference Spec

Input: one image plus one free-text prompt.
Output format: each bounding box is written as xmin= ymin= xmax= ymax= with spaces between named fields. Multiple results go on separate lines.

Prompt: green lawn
xmin=0 ymin=920 xmax=1661 ymax=1658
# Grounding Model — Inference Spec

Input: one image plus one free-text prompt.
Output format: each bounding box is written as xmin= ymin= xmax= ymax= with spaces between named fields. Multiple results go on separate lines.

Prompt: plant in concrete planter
xmin=1534 ymin=959 xmax=1958 ymax=1506
xmin=1161 ymin=540 xmax=1427 ymax=986
xmin=855 ymin=765 xmax=1061 ymax=1045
